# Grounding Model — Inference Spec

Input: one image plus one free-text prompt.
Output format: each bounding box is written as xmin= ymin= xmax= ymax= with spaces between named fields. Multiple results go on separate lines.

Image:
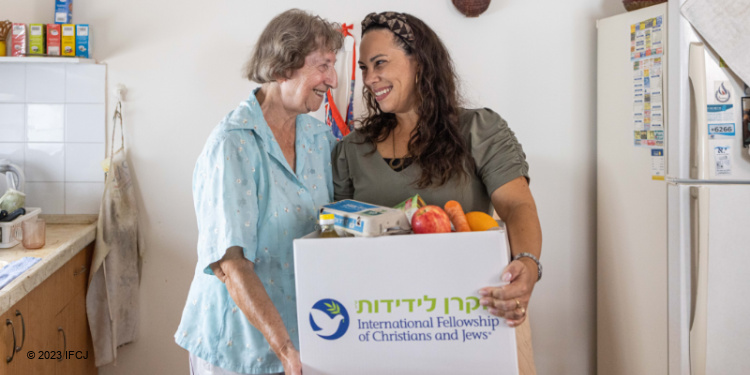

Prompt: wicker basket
xmin=623 ymin=0 xmax=667 ymax=11
xmin=452 ymin=0 xmax=491 ymax=17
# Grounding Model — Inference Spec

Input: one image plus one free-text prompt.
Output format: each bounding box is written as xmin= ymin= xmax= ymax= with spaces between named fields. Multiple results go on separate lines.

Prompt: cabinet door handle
xmin=14 ymin=310 xmax=24 ymax=352
xmin=57 ymin=327 xmax=66 ymax=362
xmin=73 ymin=266 xmax=87 ymax=277
xmin=5 ymin=319 xmax=16 ymax=363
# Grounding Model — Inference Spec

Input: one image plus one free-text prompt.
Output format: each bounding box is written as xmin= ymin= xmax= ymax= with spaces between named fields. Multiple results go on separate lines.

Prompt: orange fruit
xmin=465 ymin=211 xmax=499 ymax=231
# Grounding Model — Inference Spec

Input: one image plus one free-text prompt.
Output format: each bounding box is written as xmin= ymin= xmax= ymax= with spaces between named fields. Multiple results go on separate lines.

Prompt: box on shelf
xmin=54 ymin=0 xmax=73 ymax=24
xmin=28 ymin=24 xmax=45 ymax=55
xmin=61 ymin=24 xmax=75 ymax=56
xmin=293 ymin=226 xmax=518 ymax=375
xmin=75 ymin=24 xmax=89 ymax=58
xmin=0 ymin=208 xmax=42 ymax=249
xmin=11 ymin=23 xmax=26 ymax=57
xmin=47 ymin=24 xmax=61 ymax=55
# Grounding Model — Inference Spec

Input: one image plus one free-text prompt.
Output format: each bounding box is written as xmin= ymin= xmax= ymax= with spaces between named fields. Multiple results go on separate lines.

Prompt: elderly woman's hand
xmin=478 ymin=258 xmax=537 ymax=327
xmin=278 ymin=342 xmax=302 ymax=375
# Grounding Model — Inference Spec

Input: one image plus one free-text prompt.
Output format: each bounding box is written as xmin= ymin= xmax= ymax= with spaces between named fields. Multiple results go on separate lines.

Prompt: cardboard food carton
xmin=11 ymin=23 xmax=26 ymax=57
xmin=28 ymin=24 xmax=45 ymax=55
xmin=54 ymin=0 xmax=73 ymax=24
xmin=75 ymin=24 xmax=89 ymax=58
xmin=293 ymin=225 xmax=519 ymax=375
xmin=61 ymin=24 xmax=75 ymax=56
xmin=47 ymin=24 xmax=61 ymax=55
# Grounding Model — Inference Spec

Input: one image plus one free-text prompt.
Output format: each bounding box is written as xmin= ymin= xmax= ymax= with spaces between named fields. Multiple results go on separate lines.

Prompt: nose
xmin=363 ymin=69 xmax=377 ymax=90
xmin=326 ymin=67 xmax=338 ymax=89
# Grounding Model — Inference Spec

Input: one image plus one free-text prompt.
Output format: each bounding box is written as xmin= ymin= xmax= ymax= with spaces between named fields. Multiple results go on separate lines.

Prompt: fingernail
xmin=479 ymin=298 xmax=489 ymax=306
xmin=478 ymin=290 xmax=488 ymax=297
xmin=488 ymin=308 xmax=499 ymax=315
xmin=506 ymin=320 xmax=515 ymax=327
xmin=502 ymin=273 xmax=512 ymax=282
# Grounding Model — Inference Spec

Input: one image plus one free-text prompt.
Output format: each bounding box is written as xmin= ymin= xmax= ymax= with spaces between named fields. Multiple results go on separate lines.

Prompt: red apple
xmin=411 ymin=205 xmax=452 ymax=234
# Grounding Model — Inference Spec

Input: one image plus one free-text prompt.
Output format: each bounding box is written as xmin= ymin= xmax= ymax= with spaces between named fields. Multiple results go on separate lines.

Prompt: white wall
xmin=2 ymin=0 xmax=626 ymax=373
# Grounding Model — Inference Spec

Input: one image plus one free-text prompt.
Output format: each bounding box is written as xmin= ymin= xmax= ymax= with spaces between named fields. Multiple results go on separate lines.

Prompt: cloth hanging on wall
xmin=86 ymin=101 xmax=141 ymax=367
xmin=325 ymin=23 xmax=357 ymax=140
xmin=681 ymin=0 xmax=750 ymax=86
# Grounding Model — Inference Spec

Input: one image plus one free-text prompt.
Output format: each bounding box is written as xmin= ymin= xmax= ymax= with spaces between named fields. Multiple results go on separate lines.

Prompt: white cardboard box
xmin=293 ymin=226 xmax=519 ymax=375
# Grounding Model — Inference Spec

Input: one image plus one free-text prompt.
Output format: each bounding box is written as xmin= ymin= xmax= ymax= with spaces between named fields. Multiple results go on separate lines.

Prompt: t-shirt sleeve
xmin=331 ymin=138 xmax=355 ymax=201
xmin=193 ymin=132 xmax=259 ymax=275
xmin=467 ymin=108 xmax=530 ymax=196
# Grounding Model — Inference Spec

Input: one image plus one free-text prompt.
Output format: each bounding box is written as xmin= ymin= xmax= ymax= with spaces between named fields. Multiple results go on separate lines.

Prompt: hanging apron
xmin=86 ymin=101 xmax=141 ymax=367
xmin=324 ymin=23 xmax=357 ymax=140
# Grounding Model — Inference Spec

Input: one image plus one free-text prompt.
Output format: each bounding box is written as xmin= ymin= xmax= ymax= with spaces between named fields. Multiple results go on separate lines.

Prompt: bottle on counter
xmin=318 ymin=213 xmax=340 ymax=238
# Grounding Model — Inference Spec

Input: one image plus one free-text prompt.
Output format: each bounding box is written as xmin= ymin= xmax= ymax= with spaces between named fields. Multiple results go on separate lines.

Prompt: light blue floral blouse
xmin=175 ymin=89 xmax=335 ymax=374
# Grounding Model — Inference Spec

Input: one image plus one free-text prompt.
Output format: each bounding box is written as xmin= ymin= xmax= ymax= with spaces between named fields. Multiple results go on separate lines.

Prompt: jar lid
xmin=319 ymin=213 xmax=335 ymax=223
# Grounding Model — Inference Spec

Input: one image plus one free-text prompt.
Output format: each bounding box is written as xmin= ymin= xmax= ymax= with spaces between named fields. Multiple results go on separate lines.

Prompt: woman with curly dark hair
xmin=332 ymin=11 xmax=542 ymax=327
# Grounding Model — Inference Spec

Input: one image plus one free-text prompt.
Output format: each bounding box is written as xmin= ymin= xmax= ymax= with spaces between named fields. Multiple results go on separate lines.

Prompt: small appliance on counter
xmin=0 ymin=159 xmax=26 ymax=212
xmin=0 ymin=160 xmax=38 ymax=249
xmin=0 ymin=207 xmax=42 ymax=249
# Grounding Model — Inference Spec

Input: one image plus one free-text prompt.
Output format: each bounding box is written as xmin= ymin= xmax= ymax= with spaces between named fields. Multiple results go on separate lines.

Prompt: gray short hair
xmin=244 ymin=9 xmax=343 ymax=83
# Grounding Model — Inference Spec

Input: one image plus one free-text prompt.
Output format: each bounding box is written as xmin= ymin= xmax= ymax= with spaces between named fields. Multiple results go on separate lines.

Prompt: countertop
xmin=0 ymin=215 xmax=97 ymax=315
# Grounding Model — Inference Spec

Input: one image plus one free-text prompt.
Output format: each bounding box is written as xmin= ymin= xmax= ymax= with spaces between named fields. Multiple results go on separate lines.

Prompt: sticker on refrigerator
xmin=651 ymin=148 xmax=665 ymax=180
xmin=630 ymin=16 xmax=663 ymax=61
xmin=713 ymin=145 xmax=731 ymax=175
xmin=708 ymin=123 xmax=735 ymax=137
xmin=631 ymin=15 xmax=664 ymax=149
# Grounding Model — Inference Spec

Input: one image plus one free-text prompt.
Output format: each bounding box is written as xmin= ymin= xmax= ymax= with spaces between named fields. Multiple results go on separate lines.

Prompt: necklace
xmin=388 ymin=132 xmax=403 ymax=169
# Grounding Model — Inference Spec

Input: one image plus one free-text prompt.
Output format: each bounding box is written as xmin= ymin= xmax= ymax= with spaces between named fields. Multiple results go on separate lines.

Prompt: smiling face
xmin=279 ymin=49 xmax=338 ymax=114
xmin=359 ymin=29 xmax=419 ymax=115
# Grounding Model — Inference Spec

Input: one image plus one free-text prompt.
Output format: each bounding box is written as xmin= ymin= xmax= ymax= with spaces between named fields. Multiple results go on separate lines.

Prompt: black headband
xmin=361 ymin=12 xmax=415 ymax=49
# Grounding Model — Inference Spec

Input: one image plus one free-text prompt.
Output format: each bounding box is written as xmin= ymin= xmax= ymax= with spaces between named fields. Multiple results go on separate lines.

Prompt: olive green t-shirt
xmin=331 ymin=108 xmax=529 ymax=214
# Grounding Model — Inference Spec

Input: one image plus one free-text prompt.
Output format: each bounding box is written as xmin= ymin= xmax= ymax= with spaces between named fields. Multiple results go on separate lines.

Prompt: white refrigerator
xmin=597 ymin=2 xmax=750 ymax=375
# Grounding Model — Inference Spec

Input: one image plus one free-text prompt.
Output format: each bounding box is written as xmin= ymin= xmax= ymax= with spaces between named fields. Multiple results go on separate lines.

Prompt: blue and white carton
xmin=54 ymin=0 xmax=73 ymax=24
xmin=75 ymin=24 xmax=89 ymax=58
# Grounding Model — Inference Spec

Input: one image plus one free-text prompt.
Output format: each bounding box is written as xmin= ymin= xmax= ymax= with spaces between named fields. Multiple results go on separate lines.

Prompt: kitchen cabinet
xmin=0 ymin=243 xmax=96 ymax=374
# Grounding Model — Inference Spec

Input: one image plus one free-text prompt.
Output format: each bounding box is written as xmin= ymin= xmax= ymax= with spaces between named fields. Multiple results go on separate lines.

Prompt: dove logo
xmin=309 ymin=299 xmax=350 ymax=340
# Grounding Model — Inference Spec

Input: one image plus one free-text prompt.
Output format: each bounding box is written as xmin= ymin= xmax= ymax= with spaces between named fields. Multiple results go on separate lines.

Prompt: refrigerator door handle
xmin=689 ymin=187 xmax=699 ymax=330
xmin=689 ymin=186 xmax=709 ymax=375
xmin=688 ymin=43 xmax=708 ymax=180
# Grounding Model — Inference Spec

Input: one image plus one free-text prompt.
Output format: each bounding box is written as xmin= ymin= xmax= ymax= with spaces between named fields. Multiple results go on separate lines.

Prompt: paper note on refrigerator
xmin=631 ymin=15 xmax=665 ymax=148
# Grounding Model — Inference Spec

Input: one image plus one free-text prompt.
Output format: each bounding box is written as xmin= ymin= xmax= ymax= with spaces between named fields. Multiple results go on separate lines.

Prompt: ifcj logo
xmin=309 ymin=299 xmax=349 ymax=340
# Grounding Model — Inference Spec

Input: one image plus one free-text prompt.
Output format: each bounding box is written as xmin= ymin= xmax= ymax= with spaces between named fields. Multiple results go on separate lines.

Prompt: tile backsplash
xmin=0 ymin=62 xmax=106 ymax=214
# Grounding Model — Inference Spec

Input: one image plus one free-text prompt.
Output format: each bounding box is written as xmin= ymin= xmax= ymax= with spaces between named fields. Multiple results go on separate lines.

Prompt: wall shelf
xmin=0 ymin=56 xmax=95 ymax=64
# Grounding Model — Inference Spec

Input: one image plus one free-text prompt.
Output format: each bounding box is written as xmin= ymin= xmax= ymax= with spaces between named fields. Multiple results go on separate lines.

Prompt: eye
xmin=358 ymin=64 xmax=367 ymax=71
xmin=375 ymin=60 xmax=386 ymax=66
xmin=318 ymin=64 xmax=329 ymax=73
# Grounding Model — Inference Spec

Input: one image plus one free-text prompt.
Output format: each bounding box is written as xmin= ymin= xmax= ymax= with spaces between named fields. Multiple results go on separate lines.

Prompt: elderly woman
xmin=175 ymin=9 xmax=342 ymax=375
xmin=333 ymin=12 xmax=542 ymax=327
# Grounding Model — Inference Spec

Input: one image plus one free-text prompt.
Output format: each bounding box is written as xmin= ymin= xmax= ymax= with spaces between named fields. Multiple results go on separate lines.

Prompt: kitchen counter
xmin=0 ymin=215 xmax=97 ymax=315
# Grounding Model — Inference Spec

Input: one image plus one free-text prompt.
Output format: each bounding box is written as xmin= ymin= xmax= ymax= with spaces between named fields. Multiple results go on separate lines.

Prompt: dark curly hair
xmin=357 ymin=12 xmax=474 ymax=188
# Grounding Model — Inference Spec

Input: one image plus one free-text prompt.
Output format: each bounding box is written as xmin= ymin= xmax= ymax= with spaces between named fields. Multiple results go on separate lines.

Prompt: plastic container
xmin=321 ymin=200 xmax=410 ymax=237
xmin=0 ymin=207 xmax=42 ymax=249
